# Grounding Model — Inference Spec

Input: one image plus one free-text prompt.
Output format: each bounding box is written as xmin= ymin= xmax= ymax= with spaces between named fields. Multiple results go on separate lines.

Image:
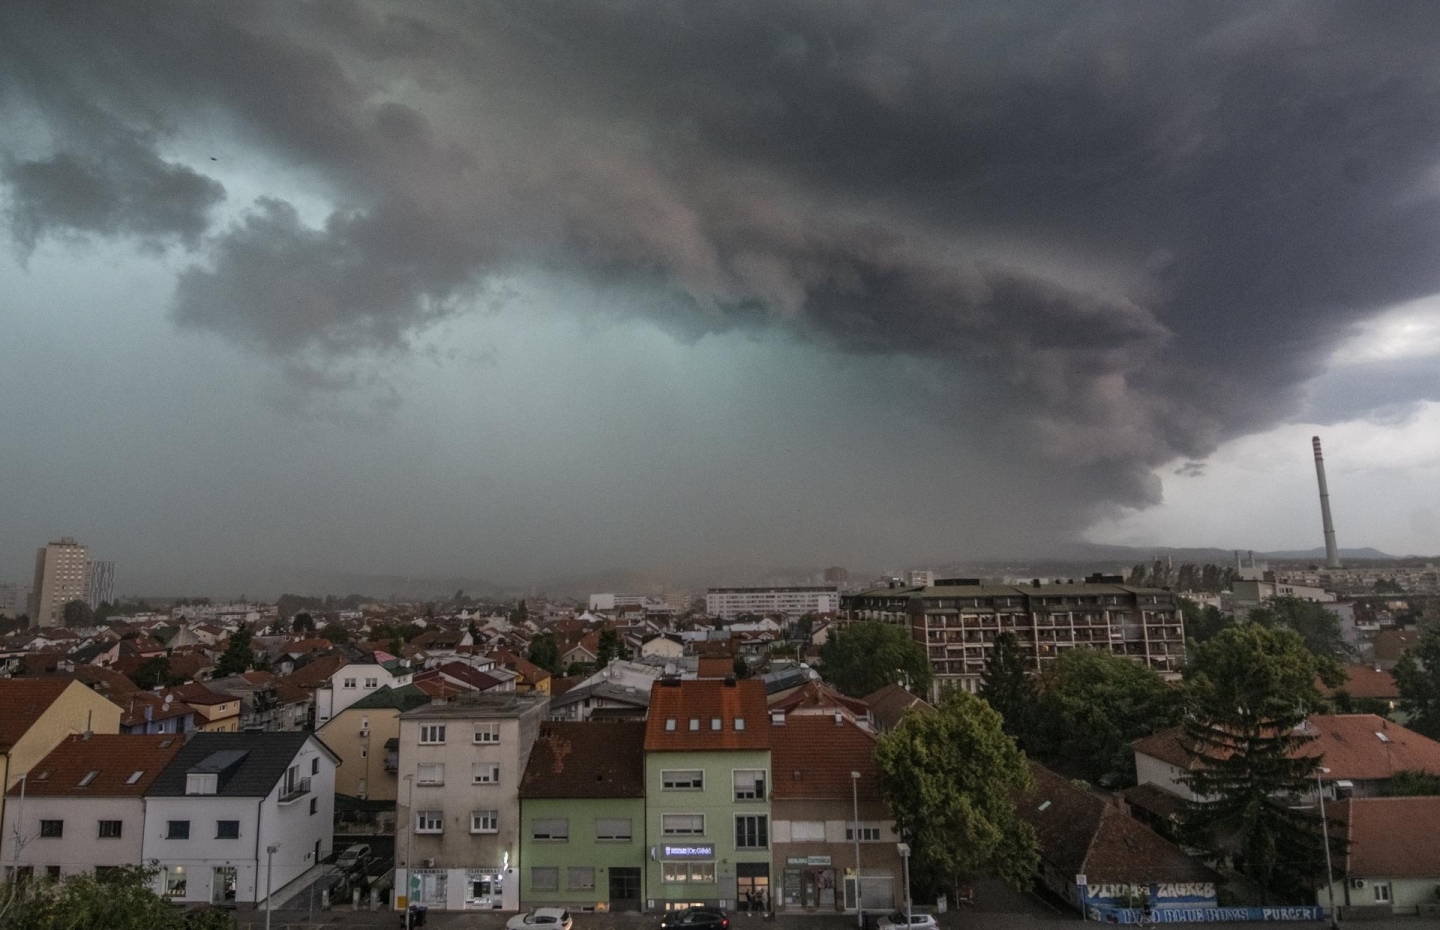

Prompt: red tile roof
xmin=770 ymin=713 xmax=881 ymax=800
xmin=280 ymin=654 xmax=349 ymax=690
xmin=118 ymin=692 xmax=197 ymax=728
xmin=489 ymin=649 xmax=551 ymax=686
xmin=861 ymin=683 xmax=931 ymax=730
xmin=1337 ymin=797 xmax=1440 ymax=878
xmin=0 ymin=679 xmax=75 ymax=751
xmin=697 ymin=658 xmax=734 ymax=679
xmin=166 ymin=682 xmax=233 ymax=707
xmin=1372 ymin=629 xmax=1420 ymax=663
xmin=6 ymin=733 xmax=184 ymax=796
xmin=1134 ymin=715 xmax=1440 ymax=782
xmin=769 ymin=680 xmax=870 ymax=717
xmin=1324 ymin=664 xmax=1400 ymax=700
xmin=519 ymin=721 xmax=646 ymax=799
xmin=645 ymin=679 xmax=770 ymax=752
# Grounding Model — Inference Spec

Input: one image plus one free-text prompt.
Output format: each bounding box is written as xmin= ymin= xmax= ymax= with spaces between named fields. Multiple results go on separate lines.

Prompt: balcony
xmin=278 ymin=777 xmax=312 ymax=804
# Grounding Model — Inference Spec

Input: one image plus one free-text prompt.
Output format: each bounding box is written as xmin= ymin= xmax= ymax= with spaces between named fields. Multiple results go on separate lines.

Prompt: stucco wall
xmin=4 ymin=795 xmax=144 ymax=876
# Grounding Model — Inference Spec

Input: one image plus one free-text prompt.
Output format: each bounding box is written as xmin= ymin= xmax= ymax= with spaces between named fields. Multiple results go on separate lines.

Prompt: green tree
xmin=1032 ymin=648 xmax=1180 ymax=785
xmin=732 ymin=655 xmax=751 ymax=679
xmin=1247 ymin=597 xmax=1351 ymax=663
xmin=1178 ymin=597 xmax=1229 ymax=644
xmin=1394 ymin=625 xmax=1440 ymax=739
xmin=214 ymin=627 xmax=254 ymax=677
xmin=874 ymin=690 xmax=1039 ymax=894
xmin=978 ymin=632 xmax=1035 ymax=745
xmin=0 ymin=864 xmax=236 ymax=930
xmin=596 ymin=629 xmax=621 ymax=666
xmin=818 ymin=621 xmax=932 ymax=697
xmin=291 ymin=612 xmax=315 ymax=633
xmin=1380 ymin=769 xmax=1440 ymax=796
xmin=510 ymin=599 xmax=529 ymax=624
xmin=528 ymin=634 xmax=560 ymax=674
xmin=62 ymin=599 xmax=93 ymax=628
xmin=318 ymin=623 xmax=349 ymax=644
xmin=1181 ymin=625 xmax=1342 ymax=903
xmin=1373 ymin=578 xmax=1403 ymax=595
xmin=131 ymin=656 xmax=182 ymax=690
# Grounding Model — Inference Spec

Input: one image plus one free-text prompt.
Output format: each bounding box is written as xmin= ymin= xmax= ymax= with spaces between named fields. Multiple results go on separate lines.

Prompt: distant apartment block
xmin=842 ymin=575 xmax=1185 ymax=698
xmin=85 ymin=561 xmax=115 ymax=608
xmin=588 ymin=593 xmax=648 ymax=612
xmin=706 ymin=587 xmax=839 ymax=621
xmin=0 ymin=583 xmax=26 ymax=619
xmin=821 ymin=566 xmax=850 ymax=588
xmin=29 ymin=537 xmax=88 ymax=627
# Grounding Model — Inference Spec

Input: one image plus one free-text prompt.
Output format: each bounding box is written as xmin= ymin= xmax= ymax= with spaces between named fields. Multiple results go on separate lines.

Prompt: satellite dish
xmin=164 ymin=694 xmax=173 ymax=706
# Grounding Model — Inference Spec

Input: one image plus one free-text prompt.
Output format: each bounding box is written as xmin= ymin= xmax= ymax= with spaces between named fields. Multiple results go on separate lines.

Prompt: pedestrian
xmin=747 ymin=890 xmax=756 ymax=916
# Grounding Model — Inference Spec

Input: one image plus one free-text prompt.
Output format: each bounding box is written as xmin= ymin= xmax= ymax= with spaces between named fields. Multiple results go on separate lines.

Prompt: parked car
xmin=336 ymin=844 xmax=373 ymax=874
xmin=877 ymin=912 xmax=938 ymax=930
xmin=507 ymin=908 xmax=574 ymax=930
xmin=660 ymin=906 xmax=730 ymax=930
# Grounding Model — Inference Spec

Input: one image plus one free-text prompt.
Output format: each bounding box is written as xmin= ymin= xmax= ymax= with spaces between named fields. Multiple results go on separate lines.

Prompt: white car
xmin=507 ymin=908 xmax=574 ymax=930
xmin=877 ymin=912 xmax=939 ymax=930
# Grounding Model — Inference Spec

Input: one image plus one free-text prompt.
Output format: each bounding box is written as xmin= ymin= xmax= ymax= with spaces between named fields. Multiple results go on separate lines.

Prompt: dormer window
xmin=689 ymin=719 xmax=699 ymax=731
xmin=77 ymin=770 xmax=99 ymax=787
xmin=186 ymin=773 xmax=218 ymax=795
xmin=126 ymin=770 xmax=144 ymax=785
xmin=734 ymin=718 xmax=746 ymax=731
xmin=711 ymin=718 xmax=721 ymax=730
xmin=665 ymin=719 xmax=677 ymax=731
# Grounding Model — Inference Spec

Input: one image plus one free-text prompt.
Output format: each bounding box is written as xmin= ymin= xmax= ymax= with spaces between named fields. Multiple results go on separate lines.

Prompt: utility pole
xmin=897 ymin=843 xmax=912 ymax=930
xmin=851 ymin=771 xmax=863 ymax=929
xmin=265 ymin=844 xmax=279 ymax=930
xmin=404 ymin=773 xmax=416 ymax=930
xmin=1317 ymin=767 xmax=1339 ymax=930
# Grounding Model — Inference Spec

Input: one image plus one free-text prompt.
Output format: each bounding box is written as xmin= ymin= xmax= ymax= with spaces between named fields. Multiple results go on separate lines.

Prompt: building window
xmin=39 ymin=820 xmax=63 ymax=838
xmin=595 ymin=818 xmax=632 ymax=841
xmin=568 ymin=867 xmax=595 ymax=891
xmin=662 ymin=770 xmax=704 ymax=790
xmin=343 ymin=679 xmax=357 ymax=689
xmin=531 ymin=818 xmax=569 ymax=841
xmin=77 ymin=770 xmax=98 ymax=787
xmin=419 ymin=724 xmax=446 ymax=745
xmin=1375 ymin=884 xmax=1391 ymax=904
xmin=166 ymin=821 xmax=190 ymax=840
xmin=531 ymin=868 xmax=559 ymax=892
xmin=662 ymin=862 xmax=716 ymax=884
xmin=735 ymin=815 xmax=768 ymax=849
xmin=665 ymin=719 xmax=676 ymax=731
xmin=471 ymin=810 xmax=499 ymax=834
xmin=415 ymin=811 xmax=444 ymax=834
xmin=734 ymin=718 xmax=746 ymax=731
xmin=186 ymin=773 xmax=218 ymax=795
xmin=845 ymin=823 xmax=882 ymax=842
xmin=216 ymin=821 xmax=240 ymax=840
xmin=312 ymin=758 xmax=320 ymax=775
xmin=474 ymin=723 xmax=501 ymax=743
xmin=662 ymin=814 xmax=704 ymax=836
xmin=164 ymin=866 xmax=187 ymax=897
xmin=791 ymin=820 xmax=824 ymax=841
xmin=689 ymin=719 xmax=700 ymax=731
xmin=310 ymin=797 xmax=318 ymax=815
xmin=365 ymin=678 xmax=378 ymax=688
xmin=98 ymin=820 xmax=122 ymax=839
xmin=472 ymin=764 xmax=500 ymax=785
xmin=733 ymin=770 xmax=766 ymax=801
xmin=418 ymin=763 xmax=445 ymax=786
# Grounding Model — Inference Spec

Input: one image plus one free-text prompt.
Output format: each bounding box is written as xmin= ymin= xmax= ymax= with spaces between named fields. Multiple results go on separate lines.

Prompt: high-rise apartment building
xmin=85 ymin=560 xmax=116 ymax=608
xmin=28 ymin=537 xmax=89 ymax=627
xmin=706 ymin=586 xmax=839 ymax=621
xmin=842 ymin=574 xmax=1185 ymax=699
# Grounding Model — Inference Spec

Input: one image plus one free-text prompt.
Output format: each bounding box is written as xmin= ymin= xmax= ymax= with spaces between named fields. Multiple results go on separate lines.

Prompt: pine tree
xmin=214 ymin=626 xmax=255 ymax=677
xmin=978 ymin=632 xmax=1035 ymax=746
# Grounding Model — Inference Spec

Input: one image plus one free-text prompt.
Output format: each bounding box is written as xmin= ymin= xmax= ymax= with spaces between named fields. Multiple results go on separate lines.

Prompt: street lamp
xmin=897 ymin=843 xmax=912 ymax=930
xmin=264 ymin=844 xmax=280 ymax=930
xmin=851 ymin=771 xmax=863 ymax=929
xmin=404 ymin=773 xmax=416 ymax=930
xmin=1316 ymin=767 xmax=1339 ymax=930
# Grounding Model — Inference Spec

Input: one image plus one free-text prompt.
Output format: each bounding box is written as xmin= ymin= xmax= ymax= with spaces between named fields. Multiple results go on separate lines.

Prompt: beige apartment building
xmin=395 ymin=692 xmax=549 ymax=912
xmin=318 ymin=684 xmax=432 ymax=801
xmin=28 ymin=537 xmax=88 ymax=628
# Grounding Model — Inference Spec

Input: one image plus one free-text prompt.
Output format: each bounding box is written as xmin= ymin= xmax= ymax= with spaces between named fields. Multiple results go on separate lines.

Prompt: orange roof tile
xmin=1324 ymin=664 xmax=1400 ymax=700
xmin=770 ymin=713 xmax=881 ymax=800
xmin=1337 ymin=797 xmax=1440 ymax=878
xmin=6 ymin=734 xmax=184 ymax=796
xmin=645 ymin=679 xmax=770 ymax=752
xmin=0 ymin=679 xmax=75 ymax=751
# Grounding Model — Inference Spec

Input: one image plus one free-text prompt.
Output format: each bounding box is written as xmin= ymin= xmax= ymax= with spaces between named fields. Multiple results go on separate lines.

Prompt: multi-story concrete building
xmin=706 ymin=587 xmax=839 ymax=621
xmin=0 ymin=583 xmax=26 ymax=619
xmin=84 ymin=561 xmax=115 ymax=609
xmin=317 ymin=684 xmax=431 ymax=802
xmin=315 ymin=656 xmax=414 ymax=727
xmin=28 ymin=537 xmax=88 ymax=627
xmin=644 ymin=678 xmax=772 ymax=913
xmin=395 ymin=692 xmax=549 ymax=912
xmin=2 ymin=734 xmax=184 ymax=880
xmin=842 ymin=576 xmax=1185 ymax=698
xmin=518 ymin=721 xmax=647 ymax=911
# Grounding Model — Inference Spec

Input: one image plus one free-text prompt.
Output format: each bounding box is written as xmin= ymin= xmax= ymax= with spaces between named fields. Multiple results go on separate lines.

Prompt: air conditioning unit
xmin=360 ymin=728 xmax=369 ymax=738
xmin=1351 ymin=879 xmax=1366 ymax=889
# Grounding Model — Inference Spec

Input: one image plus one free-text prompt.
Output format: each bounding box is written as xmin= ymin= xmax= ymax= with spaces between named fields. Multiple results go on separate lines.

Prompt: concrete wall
xmin=4 ymin=795 xmax=144 ymax=877
xmin=772 ymin=797 xmax=899 ymax=912
xmin=1323 ymin=877 xmax=1440 ymax=912
xmin=318 ymin=705 xmax=401 ymax=801
xmin=1134 ymin=753 xmax=1197 ymax=799
xmin=519 ymin=796 xmax=646 ymax=909
xmin=317 ymin=663 xmax=412 ymax=726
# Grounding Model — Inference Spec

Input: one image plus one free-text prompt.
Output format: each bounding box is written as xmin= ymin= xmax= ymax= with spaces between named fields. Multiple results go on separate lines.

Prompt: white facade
xmin=705 ymin=587 xmax=839 ymax=621
xmin=5 ymin=795 xmax=145 ymax=878
xmin=141 ymin=737 xmax=337 ymax=906
xmin=316 ymin=661 xmax=413 ymax=726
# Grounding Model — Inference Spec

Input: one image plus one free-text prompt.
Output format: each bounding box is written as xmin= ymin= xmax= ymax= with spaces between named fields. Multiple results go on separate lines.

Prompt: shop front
xmin=781 ymin=856 xmax=837 ymax=910
xmin=655 ymin=843 xmax=720 ymax=910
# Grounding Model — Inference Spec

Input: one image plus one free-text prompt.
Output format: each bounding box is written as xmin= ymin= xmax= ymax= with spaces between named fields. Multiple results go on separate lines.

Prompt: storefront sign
xmin=663 ymin=844 xmax=715 ymax=859
xmin=1088 ymin=906 xmax=1323 ymax=924
xmin=786 ymin=856 xmax=832 ymax=866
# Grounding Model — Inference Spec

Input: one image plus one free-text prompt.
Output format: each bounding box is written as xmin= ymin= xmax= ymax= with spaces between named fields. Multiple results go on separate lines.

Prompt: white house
xmin=141 ymin=731 xmax=339 ymax=907
xmin=315 ymin=656 xmax=413 ymax=726
xmin=3 ymin=734 xmax=185 ymax=879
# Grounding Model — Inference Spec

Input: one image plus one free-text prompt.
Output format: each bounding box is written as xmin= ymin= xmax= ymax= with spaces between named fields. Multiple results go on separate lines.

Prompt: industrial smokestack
xmin=1312 ymin=436 xmax=1342 ymax=569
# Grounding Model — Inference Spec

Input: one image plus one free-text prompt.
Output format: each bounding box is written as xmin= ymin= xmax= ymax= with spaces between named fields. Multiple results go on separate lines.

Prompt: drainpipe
xmin=254 ymin=796 xmax=265 ymax=903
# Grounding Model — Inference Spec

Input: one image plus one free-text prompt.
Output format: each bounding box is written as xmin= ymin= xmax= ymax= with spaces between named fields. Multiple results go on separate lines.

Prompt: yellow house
xmin=166 ymin=682 xmax=242 ymax=732
xmin=0 ymin=678 xmax=122 ymax=836
xmin=317 ymin=684 xmax=432 ymax=801
xmin=490 ymin=649 xmax=552 ymax=696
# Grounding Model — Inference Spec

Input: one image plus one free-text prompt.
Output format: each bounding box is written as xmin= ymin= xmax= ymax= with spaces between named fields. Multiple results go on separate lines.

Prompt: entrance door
xmin=212 ymin=867 xmax=237 ymax=904
xmin=609 ymin=867 xmax=641 ymax=911
xmin=736 ymin=863 xmax=769 ymax=913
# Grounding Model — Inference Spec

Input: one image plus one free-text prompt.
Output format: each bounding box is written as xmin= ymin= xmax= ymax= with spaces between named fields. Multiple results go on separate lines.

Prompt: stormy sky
xmin=3 ymin=1 xmax=1439 ymax=595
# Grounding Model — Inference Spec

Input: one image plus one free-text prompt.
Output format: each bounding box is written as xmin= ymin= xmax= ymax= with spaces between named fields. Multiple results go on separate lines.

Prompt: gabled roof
xmin=519 ymin=722 xmax=646 ymax=799
xmin=769 ymin=680 xmax=869 ymax=717
xmin=1371 ymin=629 xmax=1420 ymax=663
xmin=861 ymin=682 xmax=931 ymax=730
xmin=0 ymin=679 xmax=77 ymax=751
xmin=645 ymin=679 xmax=770 ymax=752
xmin=1016 ymin=763 xmax=1217 ymax=885
xmin=348 ymin=684 xmax=432 ymax=713
xmin=146 ymin=731 xmax=334 ymax=798
xmin=281 ymin=654 xmax=349 ymax=690
xmin=166 ymin=682 xmax=234 ymax=707
xmin=1337 ymin=797 xmax=1440 ymax=878
xmin=771 ymin=713 xmax=880 ymax=800
xmin=1324 ymin=664 xmax=1400 ymax=700
xmin=489 ymin=649 xmax=551 ymax=686
xmin=7 ymin=734 xmax=184 ymax=797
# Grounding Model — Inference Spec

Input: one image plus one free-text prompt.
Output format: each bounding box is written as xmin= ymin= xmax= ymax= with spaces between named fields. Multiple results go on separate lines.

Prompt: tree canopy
xmin=818 ymin=621 xmax=932 ymax=697
xmin=62 ymin=599 xmax=93 ymax=628
xmin=977 ymin=631 xmax=1035 ymax=746
xmin=213 ymin=626 xmax=255 ymax=677
xmin=1178 ymin=596 xmax=1229 ymax=644
xmin=874 ymin=690 xmax=1039 ymax=894
xmin=1393 ymin=624 xmax=1440 ymax=739
xmin=1031 ymin=648 xmax=1180 ymax=785
xmin=0 ymin=865 xmax=235 ymax=930
xmin=528 ymin=634 xmax=560 ymax=674
xmin=1246 ymin=596 xmax=1351 ymax=664
xmin=291 ymin=611 xmax=315 ymax=633
xmin=596 ymin=629 xmax=621 ymax=666
xmin=318 ymin=623 xmax=350 ymax=644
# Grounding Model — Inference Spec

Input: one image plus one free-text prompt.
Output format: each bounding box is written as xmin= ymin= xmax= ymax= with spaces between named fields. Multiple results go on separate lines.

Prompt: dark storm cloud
xmin=6 ymin=0 xmax=1440 ymax=518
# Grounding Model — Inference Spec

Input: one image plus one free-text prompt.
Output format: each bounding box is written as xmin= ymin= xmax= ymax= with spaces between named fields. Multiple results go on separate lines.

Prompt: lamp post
xmin=264 ymin=844 xmax=280 ymax=930
xmin=851 ymin=771 xmax=863 ymax=929
xmin=1316 ymin=767 xmax=1339 ymax=930
xmin=404 ymin=773 xmax=416 ymax=930
xmin=897 ymin=843 xmax=912 ymax=930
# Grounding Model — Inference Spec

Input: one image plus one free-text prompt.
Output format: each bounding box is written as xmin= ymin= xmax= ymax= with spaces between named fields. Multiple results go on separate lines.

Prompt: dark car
xmin=660 ymin=907 xmax=730 ymax=930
